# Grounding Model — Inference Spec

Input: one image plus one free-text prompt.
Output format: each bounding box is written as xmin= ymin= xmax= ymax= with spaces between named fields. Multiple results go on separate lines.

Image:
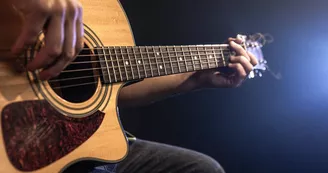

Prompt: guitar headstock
xmin=236 ymin=33 xmax=272 ymax=79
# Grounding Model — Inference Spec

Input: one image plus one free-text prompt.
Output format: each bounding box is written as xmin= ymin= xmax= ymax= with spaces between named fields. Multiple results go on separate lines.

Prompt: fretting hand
xmin=190 ymin=37 xmax=258 ymax=89
xmin=11 ymin=0 xmax=84 ymax=80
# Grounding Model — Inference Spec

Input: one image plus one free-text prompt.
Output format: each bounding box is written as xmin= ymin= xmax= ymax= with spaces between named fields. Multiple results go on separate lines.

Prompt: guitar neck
xmin=96 ymin=44 xmax=233 ymax=83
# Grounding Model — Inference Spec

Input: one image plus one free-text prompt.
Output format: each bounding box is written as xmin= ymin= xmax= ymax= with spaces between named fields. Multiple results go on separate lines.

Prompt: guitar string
xmin=29 ymin=51 xmax=231 ymax=73
xmin=48 ymin=59 xmax=224 ymax=83
xmin=46 ymin=47 xmax=230 ymax=84
xmin=4 ymin=47 xmax=231 ymax=89
xmin=0 ymin=49 xmax=232 ymax=61
xmin=57 ymin=58 xmax=226 ymax=73
xmin=47 ymin=60 xmax=226 ymax=90
xmin=67 ymin=52 xmax=230 ymax=64
xmin=39 ymin=48 xmax=230 ymax=88
xmin=2 ymin=48 xmax=232 ymax=74
xmin=47 ymin=57 xmax=225 ymax=82
xmin=0 ymin=44 xmax=230 ymax=51
xmin=26 ymin=49 xmax=231 ymax=59
xmin=64 ymin=53 xmax=228 ymax=69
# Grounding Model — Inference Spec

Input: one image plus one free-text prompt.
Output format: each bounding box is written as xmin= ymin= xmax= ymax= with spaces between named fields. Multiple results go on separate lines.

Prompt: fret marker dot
xmin=125 ymin=61 xmax=129 ymax=65
xmin=179 ymin=57 xmax=183 ymax=61
xmin=138 ymin=60 xmax=141 ymax=64
xmin=194 ymin=56 xmax=198 ymax=60
xmin=159 ymin=65 xmax=163 ymax=69
xmin=156 ymin=52 xmax=160 ymax=56
xmin=209 ymin=55 xmax=213 ymax=59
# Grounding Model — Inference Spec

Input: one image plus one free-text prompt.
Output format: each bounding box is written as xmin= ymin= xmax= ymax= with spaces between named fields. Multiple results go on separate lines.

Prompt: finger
xmin=230 ymin=55 xmax=254 ymax=74
xmin=227 ymin=37 xmax=243 ymax=44
xmin=39 ymin=12 xmax=78 ymax=80
xmin=39 ymin=58 xmax=68 ymax=80
xmin=75 ymin=3 xmax=84 ymax=54
xmin=229 ymin=41 xmax=250 ymax=61
xmin=11 ymin=12 xmax=48 ymax=55
xmin=27 ymin=13 xmax=65 ymax=71
xmin=228 ymin=63 xmax=247 ymax=84
xmin=247 ymin=51 xmax=258 ymax=66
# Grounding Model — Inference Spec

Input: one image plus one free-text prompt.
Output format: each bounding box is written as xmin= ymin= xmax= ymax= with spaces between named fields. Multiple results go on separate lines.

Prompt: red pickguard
xmin=1 ymin=100 xmax=105 ymax=172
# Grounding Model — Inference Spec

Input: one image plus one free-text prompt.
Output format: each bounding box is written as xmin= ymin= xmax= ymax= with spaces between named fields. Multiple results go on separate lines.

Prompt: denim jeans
xmin=64 ymin=138 xmax=225 ymax=173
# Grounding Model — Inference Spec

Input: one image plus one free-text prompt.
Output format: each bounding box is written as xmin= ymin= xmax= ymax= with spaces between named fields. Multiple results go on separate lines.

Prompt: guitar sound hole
xmin=49 ymin=44 xmax=101 ymax=103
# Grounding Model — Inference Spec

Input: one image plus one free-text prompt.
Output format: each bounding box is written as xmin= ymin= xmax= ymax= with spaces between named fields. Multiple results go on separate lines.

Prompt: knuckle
xmin=253 ymin=59 xmax=259 ymax=66
xmin=67 ymin=1 xmax=81 ymax=17
xmin=240 ymin=72 xmax=247 ymax=78
xmin=236 ymin=64 xmax=246 ymax=77
xmin=79 ymin=41 xmax=84 ymax=49
xmin=241 ymin=55 xmax=249 ymax=62
xmin=48 ymin=47 xmax=62 ymax=57
xmin=37 ymin=3 xmax=51 ymax=14
xmin=75 ymin=43 xmax=84 ymax=53
xmin=64 ymin=51 xmax=75 ymax=61
xmin=236 ymin=46 xmax=243 ymax=53
xmin=52 ymin=1 xmax=66 ymax=15
xmin=49 ymin=71 xmax=60 ymax=78
xmin=67 ymin=7 xmax=77 ymax=17
xmin=75 ymin=1 xmax=83 ymax=12
xmin=236 ymin=56 xmax=243 ymax=63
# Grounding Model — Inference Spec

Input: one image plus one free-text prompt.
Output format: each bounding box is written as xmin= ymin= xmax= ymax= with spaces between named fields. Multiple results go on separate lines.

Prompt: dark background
xmin=118 ymin=0 xmax=328 ymax=172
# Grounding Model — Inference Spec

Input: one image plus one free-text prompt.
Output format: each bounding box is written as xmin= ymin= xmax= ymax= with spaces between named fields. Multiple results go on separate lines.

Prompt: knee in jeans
xmin=194 ymin=153 xmax=225 ymax=173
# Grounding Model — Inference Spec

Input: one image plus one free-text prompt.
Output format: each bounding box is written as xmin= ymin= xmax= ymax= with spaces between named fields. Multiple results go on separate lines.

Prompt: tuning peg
xmin=259 ymin=59 xmax=267 ymax=64
xmin=248 ymin=71 xmax=255 ymax=79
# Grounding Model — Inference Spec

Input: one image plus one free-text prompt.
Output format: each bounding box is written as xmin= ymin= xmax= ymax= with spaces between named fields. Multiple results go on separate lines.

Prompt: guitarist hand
xmin=11 ymin=0 xmax=84 ymax=80
xmin=191 ymin=38 xmax=258 ymax=89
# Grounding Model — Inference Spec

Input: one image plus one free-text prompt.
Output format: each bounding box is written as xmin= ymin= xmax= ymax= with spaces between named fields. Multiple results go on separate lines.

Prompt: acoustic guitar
xmin=0 ymin=0 xmax=269 ymax=172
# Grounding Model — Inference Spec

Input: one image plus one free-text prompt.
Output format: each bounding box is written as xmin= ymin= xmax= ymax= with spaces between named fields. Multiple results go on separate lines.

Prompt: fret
xmin=196 ymin=46 xmax=203 ymax=70
xmin=199 ymin=46 xmax=208 ymax=69
xmin=177 ymin=46 xmax=186 ymax=72
xmin=167 ymin=46 xmax=174 ymax=74
xmin=220 ymin=47 xmax=226 ymax=66
xmin=153 ymin=46 xmax=161 ymax=76
xmin=137 ymin=47 xmax=147 ymax=78
xmin=205 ymin=47 xmax=211 ymax=68
xmin=107 ymin=47 xmax=117 ymax=82
xmin=146 ymin=47 xmax=154 ymax=77
xmin=155 ymin=46 xmax=165 ymax=76
xmin=119 ymin=46 xmax=129 ymax=80
xmin=212 ymin=46 xmax=218 ymax=68
xmin=170 ymin=46 xmax=179 ymax=73
xmin=189 ymin=46 xmax=196 ymax=71
xmin=210 ymin=47 xmax=216 ymax=68
xmin=182 ymin=46 xmax=188 ymax=72
xmin=107 ymin=47 xmax=118 ymax=82
xmin=117 ymin=47 xmax=125 ymax=81
xmin=160 ymin=47 xmax=168 ymax=75
xmin=195 ymin=46 xmax=202 ymax=70
xmin=131 ymin=47 xmax=142 ymax=79
xmin=100 ymin=47 xmax=112 ymax=83
xmin=125 ymin=46 xmax=135 ymax=79
xmin=173 ymin=46 xmax=181 ymax=73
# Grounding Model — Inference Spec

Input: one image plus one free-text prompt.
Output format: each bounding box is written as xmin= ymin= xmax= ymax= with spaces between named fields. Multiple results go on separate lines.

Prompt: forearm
xmin=118 ymin=72 xmax=200 ymax=108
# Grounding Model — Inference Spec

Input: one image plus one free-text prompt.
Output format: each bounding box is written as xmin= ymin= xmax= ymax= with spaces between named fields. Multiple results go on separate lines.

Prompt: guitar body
xmin=0 ymin=0 xmax=134 ymax=172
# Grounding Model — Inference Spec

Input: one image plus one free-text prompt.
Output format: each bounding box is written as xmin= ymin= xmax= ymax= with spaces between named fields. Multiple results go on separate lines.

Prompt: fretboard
xmin=97 ymin=45 xmax=232 ymax=83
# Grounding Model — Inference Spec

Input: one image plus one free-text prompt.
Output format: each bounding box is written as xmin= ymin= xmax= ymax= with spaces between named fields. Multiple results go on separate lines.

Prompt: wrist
xmin=179 ymin=72 xmax=207 ymax=92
